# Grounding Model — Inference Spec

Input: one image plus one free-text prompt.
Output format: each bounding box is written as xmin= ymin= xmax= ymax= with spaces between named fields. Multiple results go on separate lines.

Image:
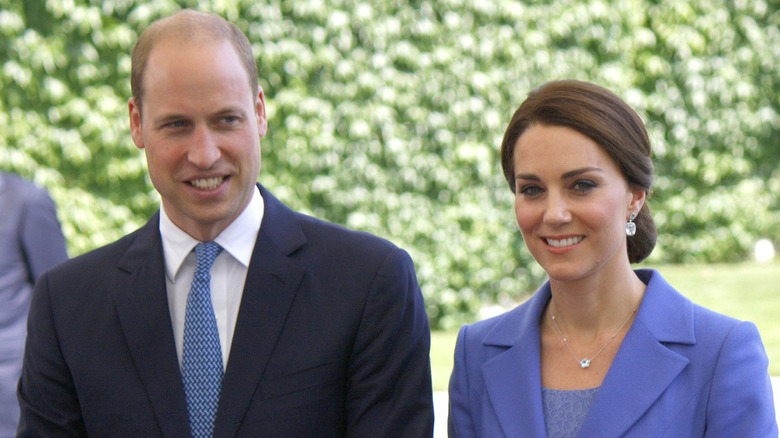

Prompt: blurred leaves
xmin=1 ymin=0 xmax=777 ymax=328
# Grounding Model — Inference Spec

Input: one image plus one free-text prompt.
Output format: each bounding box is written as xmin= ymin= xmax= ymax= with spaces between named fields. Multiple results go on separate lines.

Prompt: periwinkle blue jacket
xmin=448 ymin=269 xmax=777 ymax=437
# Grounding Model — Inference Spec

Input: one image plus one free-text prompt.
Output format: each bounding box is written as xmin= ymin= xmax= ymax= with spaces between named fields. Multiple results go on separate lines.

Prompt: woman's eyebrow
xmin=561 ymin=167 xmax=603 ymax=179
xmin=514 ymin=167 xmax=604 ymax=182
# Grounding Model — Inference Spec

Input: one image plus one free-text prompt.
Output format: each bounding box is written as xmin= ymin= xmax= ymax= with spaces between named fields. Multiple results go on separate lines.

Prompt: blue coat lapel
xmin=113 ymin=212 xmax=191 ymax=437
xmin=482 ymin=283 xmax=551 ymax=437
xmin=214 ymin=185 xmax=306 ymax=438
xmin=478 ymin=270 xmax=697 ymax=437
xmin=579 ymin=270 xmax=694 ymax=436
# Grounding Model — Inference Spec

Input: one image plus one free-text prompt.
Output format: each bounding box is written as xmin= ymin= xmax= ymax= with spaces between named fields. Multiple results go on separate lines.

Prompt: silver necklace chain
xmin=550 ymin=308 xmax=637 ymax=369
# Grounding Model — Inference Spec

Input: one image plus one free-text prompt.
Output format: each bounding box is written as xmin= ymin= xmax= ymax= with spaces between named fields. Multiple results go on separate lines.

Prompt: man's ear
xmin=128 ymin=97 xmax=144 ymax=149
xmin=255 ymin=87 xmax=268 ymax=139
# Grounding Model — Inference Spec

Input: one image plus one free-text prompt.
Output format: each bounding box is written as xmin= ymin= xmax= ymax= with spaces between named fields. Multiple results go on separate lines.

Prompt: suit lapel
xmin=578 ymin=270 xmax=694 ymax=436
xmin=482 ymin=285 xmax=550 ymax=437
xmin=214 ymin=186 xmax=306 ymax=438
xmin=112 ymin=212 xmax=191 ymax=437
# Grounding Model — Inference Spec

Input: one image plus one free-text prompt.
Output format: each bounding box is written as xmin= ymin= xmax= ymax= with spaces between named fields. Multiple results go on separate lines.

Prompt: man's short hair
xmin=130 ymin=9 xmax=259 ymax=113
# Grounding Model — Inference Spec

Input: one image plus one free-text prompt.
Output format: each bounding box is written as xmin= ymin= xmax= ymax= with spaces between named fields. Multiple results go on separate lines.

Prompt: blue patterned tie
xmin=182 ymin=242 xmax=224 ymax=438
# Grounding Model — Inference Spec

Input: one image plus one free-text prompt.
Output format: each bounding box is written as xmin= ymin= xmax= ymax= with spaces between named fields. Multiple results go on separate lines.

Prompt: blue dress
xmin=542 ymin=387 xmax=600 ymax=438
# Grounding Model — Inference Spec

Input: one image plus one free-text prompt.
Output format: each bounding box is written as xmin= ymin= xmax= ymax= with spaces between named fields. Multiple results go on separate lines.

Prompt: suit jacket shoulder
xmin=262 ymin=187 xmax=401 ymax=262
xmin=230 ymin=186 xmax=432 ymax=437
xmin=43 ymin=212 xmax=159 ymax=291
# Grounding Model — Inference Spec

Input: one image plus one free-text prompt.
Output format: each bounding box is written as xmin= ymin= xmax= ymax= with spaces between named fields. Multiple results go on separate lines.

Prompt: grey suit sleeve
xmin=345 ymin=247 xmax=434 ymax=437
xmin=20 ymin=187 xmax=68 ymax=280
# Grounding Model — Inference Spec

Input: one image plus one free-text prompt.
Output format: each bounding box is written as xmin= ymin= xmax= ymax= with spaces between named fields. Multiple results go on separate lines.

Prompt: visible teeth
xmin=190 ymin=177 xmax=224 ymax=190
xmin=546 ymin=236 xmax=584 ymax=247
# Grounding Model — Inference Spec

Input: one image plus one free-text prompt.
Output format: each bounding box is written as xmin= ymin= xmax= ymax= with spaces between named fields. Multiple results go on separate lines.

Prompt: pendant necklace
xmin=550 ymin=307 xmax=637 ymax=369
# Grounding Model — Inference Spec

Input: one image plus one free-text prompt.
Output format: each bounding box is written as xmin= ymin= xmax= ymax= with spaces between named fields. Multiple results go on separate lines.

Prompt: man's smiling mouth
xmin=189 ymin=176 xmax=225 ymax=190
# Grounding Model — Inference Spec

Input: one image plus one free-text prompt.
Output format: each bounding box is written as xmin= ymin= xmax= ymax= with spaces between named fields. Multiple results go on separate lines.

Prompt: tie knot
xmin=194 ymin=241 xmax=223 ymax=273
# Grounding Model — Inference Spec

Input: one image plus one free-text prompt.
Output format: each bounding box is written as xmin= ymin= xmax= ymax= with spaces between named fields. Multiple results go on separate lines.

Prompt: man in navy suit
xmin=17 ymin=9 xmax=433 ymax=437
xmin=0 ymin=172 xmax=67 ymax=437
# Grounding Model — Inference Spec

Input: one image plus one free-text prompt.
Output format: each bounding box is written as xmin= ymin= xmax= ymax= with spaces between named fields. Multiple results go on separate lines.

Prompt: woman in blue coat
xmin=448 ymin=80 xmax=777 ymax=437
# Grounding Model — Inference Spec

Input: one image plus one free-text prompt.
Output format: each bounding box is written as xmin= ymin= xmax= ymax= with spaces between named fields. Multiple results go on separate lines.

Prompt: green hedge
xmin=1 ymin=0 xmax=777 ymax=328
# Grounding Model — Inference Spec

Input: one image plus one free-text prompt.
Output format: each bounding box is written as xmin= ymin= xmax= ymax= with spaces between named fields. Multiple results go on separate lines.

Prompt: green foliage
xmin=1 ymin=0 xmax=777 ymax=328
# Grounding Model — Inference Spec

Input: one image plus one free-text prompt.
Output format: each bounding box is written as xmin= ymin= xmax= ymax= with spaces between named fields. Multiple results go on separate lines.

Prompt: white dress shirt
xmin=159 ymin=186 xmax=264 ymax=371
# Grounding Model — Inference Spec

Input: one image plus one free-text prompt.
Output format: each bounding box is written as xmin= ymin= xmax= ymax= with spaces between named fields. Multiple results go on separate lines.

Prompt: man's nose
xmin=188 ymin=126 xmax=221 ymax=168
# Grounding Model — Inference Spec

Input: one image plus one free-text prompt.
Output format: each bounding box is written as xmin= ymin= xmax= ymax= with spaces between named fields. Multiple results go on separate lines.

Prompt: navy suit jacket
xmin=18 ymin=185 xmax=433 ymax=437
xmin=448 ymin=269 xmax=777 ymax=437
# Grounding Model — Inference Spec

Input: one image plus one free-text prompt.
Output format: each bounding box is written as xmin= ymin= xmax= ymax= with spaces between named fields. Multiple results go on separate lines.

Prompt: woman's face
xmin=512 ymin=124 xmax=645 ymax=283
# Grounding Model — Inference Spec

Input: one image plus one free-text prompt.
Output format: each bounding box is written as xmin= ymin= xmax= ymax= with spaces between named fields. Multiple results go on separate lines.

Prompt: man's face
xmin=129 ymin=38 xmax=267 ymax=241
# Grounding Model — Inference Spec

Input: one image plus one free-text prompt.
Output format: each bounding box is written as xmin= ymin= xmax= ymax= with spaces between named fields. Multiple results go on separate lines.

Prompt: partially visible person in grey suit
xmin=0 ymin=171 xmax=67 ymax=437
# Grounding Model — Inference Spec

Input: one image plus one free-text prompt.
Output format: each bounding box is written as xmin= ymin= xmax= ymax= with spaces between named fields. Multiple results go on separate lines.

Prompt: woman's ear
xmin=628 ymin=186 xmax=646 ymax=217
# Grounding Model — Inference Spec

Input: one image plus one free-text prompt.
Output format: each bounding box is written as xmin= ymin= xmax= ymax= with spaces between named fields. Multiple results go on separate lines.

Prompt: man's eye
xmin=164 ymin=120 xmax=187 ymax=129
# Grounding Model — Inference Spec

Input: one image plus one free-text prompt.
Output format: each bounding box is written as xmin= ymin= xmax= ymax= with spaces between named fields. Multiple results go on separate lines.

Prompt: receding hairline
xmin=131 ymin=9 xmax=259 ymax=110
xmin=142 ymin=9 xmax=233 ymax=44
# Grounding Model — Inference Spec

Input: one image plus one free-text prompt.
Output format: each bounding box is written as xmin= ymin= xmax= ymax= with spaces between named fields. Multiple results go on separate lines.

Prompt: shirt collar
xmin=159 ymin=185 xmax=265 ymax=281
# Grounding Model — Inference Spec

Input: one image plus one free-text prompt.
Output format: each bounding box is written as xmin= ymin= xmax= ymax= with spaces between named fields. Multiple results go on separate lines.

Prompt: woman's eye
xmin=519 ymin=185 xmax=543 ymax=196
xmin=572 ymin=180 xmax=597 ymax=193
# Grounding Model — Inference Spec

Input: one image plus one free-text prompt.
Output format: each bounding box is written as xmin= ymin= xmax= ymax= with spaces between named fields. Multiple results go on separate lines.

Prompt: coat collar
xmin=481 ymin=282 xmax=550 ymax=437
xmin=580 ymin=269 xmax=693 ymax=436
xmin=213 ymin=184 xmax=306 ymax=438
xmin=480 ymin=269 xmax=695 ymax=437
xmin=112 ymin=184 xmax=307 ymax=438
xmin=113 ymin=211 xmax=192 ymax=437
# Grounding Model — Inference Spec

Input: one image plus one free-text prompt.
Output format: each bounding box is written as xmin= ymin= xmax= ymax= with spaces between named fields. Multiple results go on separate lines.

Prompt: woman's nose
xmin=542 ymin=194 xmax=572 ymax=225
